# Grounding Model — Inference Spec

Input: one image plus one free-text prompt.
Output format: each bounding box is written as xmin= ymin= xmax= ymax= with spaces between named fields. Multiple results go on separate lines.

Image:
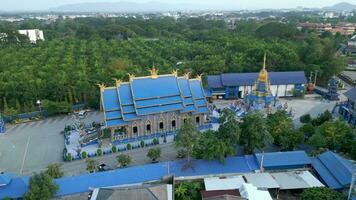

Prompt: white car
xmin=78 ymin=110 xmax=87 ymax=119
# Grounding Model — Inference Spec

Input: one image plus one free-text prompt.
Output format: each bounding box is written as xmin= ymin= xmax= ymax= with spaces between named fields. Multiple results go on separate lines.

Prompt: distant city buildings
xmin=18 ymin=29 xmax=44 ymax=43
xmin=297 ymin=22 xmax=356 ymax=35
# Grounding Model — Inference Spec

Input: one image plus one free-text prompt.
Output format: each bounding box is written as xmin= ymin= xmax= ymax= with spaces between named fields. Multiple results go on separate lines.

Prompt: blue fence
xmin=3 ymin=110 xmax=49 ymax=123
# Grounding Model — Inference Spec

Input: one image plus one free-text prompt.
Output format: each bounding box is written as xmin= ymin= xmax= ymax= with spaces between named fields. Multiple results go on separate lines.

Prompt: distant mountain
xmin=50 ymin=1 xmax=234 ymax=12
xmin=323 ymin=2 xmax=356 ymax=11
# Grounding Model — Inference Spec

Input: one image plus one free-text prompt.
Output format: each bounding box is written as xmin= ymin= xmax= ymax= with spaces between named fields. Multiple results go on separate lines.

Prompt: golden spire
xmin=97 ymin=83 xmax=106 ymax=92
xmin=149 ymin=66 xmax=159 ymax=79
xmin=259 ymin=53 xmax=268 ymax=82
xmin=128 ymin=73 xmax=135 ymax=81
xmin=263 ymin=52 xmax=266 ymax=71
xmin=184 ymin=72 xmax=191 ymax=79
xmin=172 ymin=69 xmax=178 ymax=77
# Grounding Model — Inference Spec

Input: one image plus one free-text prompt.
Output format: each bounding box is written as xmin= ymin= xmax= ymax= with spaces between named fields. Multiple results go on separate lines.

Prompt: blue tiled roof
xmin=131 ymin=76 xmax=180 ymax=100
xmin=255 ymin=151 xmax=311 ymax=169
xmin=344 ymin=87 xmax=356 ymax=102
xmin=102 ymin=88 xmax=120 ymax=111
xmin=208 ymin=71 xmax=307 ymax=88
xmin=312 ymin=151 xmax=355 ymax=189
xmin=101 ymin=74 xmax=209 ymax=126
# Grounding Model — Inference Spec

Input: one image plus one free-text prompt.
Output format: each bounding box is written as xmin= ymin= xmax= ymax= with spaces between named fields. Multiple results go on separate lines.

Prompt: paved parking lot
xmin=0 ymin=111 xmax=103 ymax=176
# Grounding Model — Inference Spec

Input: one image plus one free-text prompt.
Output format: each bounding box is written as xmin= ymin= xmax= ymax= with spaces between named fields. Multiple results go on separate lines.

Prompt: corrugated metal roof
xmin=0 ymin=151 xmax=314 ymax=199
xmin=271 ymin=171 xmax=324 ymax=190
xmin=204 ymin=176 xmax=245 ymax=191
xmin=243 ymin=173 xmax=280 ymax=189
xmin=311 ymin=151 xmax=355 ymax=189
xmin=207 ymin=71 xmax=307 ymax=88
xmin=0 ymin=173 xmax=13 ymax=186
xmin=344 ymin=87 xmax=356 ymax=102
xmin=255 ymin=151 xmax=311 ymax=170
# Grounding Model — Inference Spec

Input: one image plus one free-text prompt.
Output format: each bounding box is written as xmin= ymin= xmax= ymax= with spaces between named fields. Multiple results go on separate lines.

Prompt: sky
xmin=2 ymin=0 xmax=356 ymax=11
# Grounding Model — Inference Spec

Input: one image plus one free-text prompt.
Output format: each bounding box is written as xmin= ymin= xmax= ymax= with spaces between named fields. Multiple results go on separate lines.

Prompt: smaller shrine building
xmin=100 ymin=68 xmax=210 ymax=143
xmin=207 ymin=70 xmax=307 ymax=99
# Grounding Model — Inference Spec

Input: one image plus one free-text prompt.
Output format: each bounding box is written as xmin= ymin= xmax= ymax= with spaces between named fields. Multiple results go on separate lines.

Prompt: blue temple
xmin=100 ymin=69 xmax=210 ymax=142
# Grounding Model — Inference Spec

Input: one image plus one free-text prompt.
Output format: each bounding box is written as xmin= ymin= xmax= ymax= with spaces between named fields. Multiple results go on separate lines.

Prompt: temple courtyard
xmin=0 ymin=95 xmax=337 ymax=176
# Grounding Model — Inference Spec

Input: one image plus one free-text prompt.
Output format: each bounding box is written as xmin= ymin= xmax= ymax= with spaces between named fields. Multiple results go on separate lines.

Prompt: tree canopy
xmin=23 ymin=172 xmax=58 ymax=200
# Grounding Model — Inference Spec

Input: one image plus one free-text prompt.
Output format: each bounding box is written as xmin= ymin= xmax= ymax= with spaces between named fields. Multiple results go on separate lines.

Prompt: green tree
xmin=116 ymin=154 xmax=131 ymax=168
xmin=279 ymin=129 xmax=304 ymax=151
xmin=267 ymin=110 xmax=294 ymax=145
xmin=300 ymin=114 xmax=312 ymax=124
xmin=309 ymin=119 xmax=355 ymax=153
xmin=147 ymin=148 xmax=161 ymax=162
xmin=175 ymin=117 xmax=199 ymax=165
xmin=217 ymin=108 xmax=240 ymax=155
xmin=81 ymin=151 xmax=87 ymax=159
xmin=45 ymin=163 xmax=63 ymax=178
xmin=86 ymin=158 xmax=98 ymax=173
xmin=240 ymin=112 xmax=273 ymax=154
xmin=23 ymin=172 xmax=58 ymax=200
xmin=300 ymin=187 xmax=345 ymax=200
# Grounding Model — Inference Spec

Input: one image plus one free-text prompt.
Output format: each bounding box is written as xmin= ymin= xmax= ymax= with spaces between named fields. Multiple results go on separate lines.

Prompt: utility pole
xmin=314 ymin=70 xmax=318 ymax=86
xmin=309 ymin=71 xmax=313 ymax=83
xmin=347 ymin=165 xmax=355 ymax=200
xmin=260 ymin=151 xmax=264 ymax=172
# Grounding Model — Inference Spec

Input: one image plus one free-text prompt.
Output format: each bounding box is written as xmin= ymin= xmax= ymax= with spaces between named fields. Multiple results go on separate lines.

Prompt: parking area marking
xmin=20 ymin=135 xmax=31 ymax=174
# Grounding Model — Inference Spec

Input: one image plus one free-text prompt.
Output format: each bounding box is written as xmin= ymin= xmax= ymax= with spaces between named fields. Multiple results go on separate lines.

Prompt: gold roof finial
xmin=128 ymin=73 xmax=135 ymax=81
xmin=97 ymin=83 xmax=106 ymax=91
xmin=258 ymin=53 xmax=268 ymax=82
xmin=172 ymin=69 xmax=178 ymax=77
xmin=113 ymin=78 xmax=122 ymax=87
xmin=149 ymin=66 xmax=159 ymax=79
xmin=196 ymin=74 xmax=203 ymax=80
xmin=184 ymin=72 xmax=191 ymax=79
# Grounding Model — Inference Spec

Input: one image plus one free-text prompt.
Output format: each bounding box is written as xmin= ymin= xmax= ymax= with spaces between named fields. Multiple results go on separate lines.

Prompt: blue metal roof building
xmin=0 ymin=151 xmax=318 ymax=199
xmin=255 ymin=151 xmax=312 ymax=170
xmin=207 ymin=71 xmax=307 ymax=99
xmin=99 ymin=69 xmax=210 ymax=144
xmin=312 ymin=151 xmax=355 ymax=190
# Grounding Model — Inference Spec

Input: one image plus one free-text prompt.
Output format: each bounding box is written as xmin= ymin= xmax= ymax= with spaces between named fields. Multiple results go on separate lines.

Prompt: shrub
xmin=96 ymin=148 xmax=102 ymax=156
xmin=153 ymin=138 xmax=159 ymax=145
xmin=147 ymin=148 xmax=161 ymax=162
xmin=300 ymin=114 xmax=311 ymax=124
xmin=300 ymin=187 xmax=345 ymax=200
xmin=112 ymin=146 xmax=117 ymax=153
xmin=81 ymin=151 xmax=87 ymax=159
xmin=126 ymin=143 xmax=132 ymax=150
xmin=177 ymin=149 xmax=187 ymax=159
xmin=66 ymin=153 xmax=72 ymax=161
xmin=116 ymin=154 xmax=131 ymax=168
xmin=140 ymin=140 xmax=145 ymax=148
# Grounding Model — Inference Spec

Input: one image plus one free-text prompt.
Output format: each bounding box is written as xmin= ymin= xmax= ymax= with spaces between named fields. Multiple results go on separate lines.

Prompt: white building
xmin=18 ymin=29 xmax=44 ymax=43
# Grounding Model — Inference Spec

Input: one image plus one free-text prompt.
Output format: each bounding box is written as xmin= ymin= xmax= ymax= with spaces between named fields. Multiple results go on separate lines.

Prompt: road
xmin=62 ymin=142 xmax=177 ymax=176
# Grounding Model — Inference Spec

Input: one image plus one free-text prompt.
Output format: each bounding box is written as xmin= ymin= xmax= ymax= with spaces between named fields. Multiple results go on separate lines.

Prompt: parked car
xmin=78 ymin=110 xmax=87 ymax=119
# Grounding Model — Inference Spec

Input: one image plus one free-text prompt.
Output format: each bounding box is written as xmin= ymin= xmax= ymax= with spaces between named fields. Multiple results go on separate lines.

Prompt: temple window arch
xmin=171 ymin=116 xmax=177 ymax=130
xmin=132 ymin=122 xmax=138 ymax=137
xmin=146 ymin=120 xmax=151 ymax=134
xmin=159 ymin=117 xmax=164 ymax=131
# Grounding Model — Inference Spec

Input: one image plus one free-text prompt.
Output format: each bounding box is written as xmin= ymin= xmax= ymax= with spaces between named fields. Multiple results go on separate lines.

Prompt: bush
xmin=112 ymin=146 xmax=117 ymax=153
xmin=300 ymin=123 xmax=315 ymax=138
xmin=300 ymin=187 xmax=345 ymax=200
xmin=147 ymin=148 xmax=161 ymax=162
xmin=300 ymin=114 xmax=311 ymax=124
xmin=81 ymin=151 xmax=87 ymax=159
xmin=96 ymin=148 xmax=102 ymax=156
xmin=116 ymin=154 xmax=131 ymax=168
xmin=140 ymin=140 xmax=145 ymax=148
xmin=126 ymin=143 xmax=132 ymax=150
xmin=42 ymin=100 xmax=71 ymax=116
xmin=101 ymin=129 xmax=111 ymax=139
xmin=153 ymin=138 xmax=159 ymax=145
xmin=66 ymin=153 xmax=72 ymax=161
xmin=177 ymin=149 xmax=187 ymax=159
xmin=64 ymin=125 xmax=72 ymax=132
